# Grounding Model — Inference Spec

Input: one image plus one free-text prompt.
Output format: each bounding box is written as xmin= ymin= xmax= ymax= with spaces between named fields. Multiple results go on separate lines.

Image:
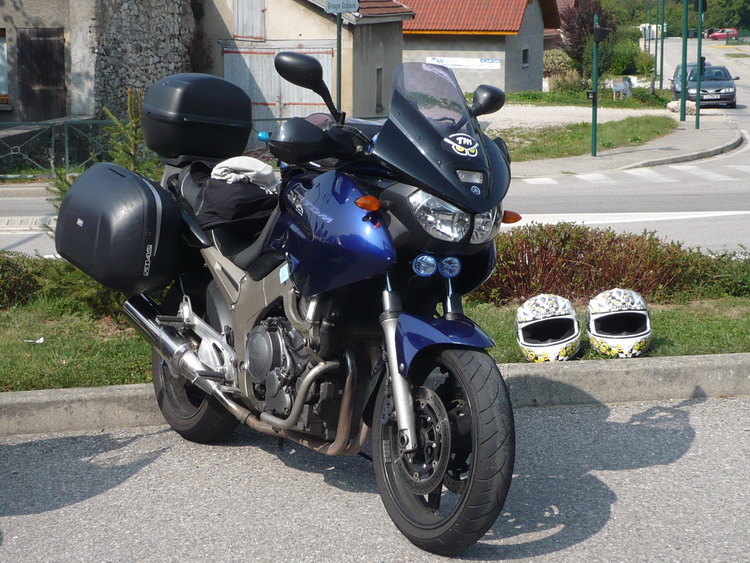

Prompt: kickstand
xmin=277 ymin=437 xmax=285 ymax=450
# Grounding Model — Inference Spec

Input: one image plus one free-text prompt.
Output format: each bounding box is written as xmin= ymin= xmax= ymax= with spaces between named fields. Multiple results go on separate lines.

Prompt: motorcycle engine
xmin=245 ymin=319 xmax=309 ymax=417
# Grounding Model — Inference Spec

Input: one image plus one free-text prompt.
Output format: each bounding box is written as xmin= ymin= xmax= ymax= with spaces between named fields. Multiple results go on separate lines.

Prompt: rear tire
xmin=152 ymin=286 xmax=238 ymax=443
xmin=372 ymin=348 xmax=515 ymax=555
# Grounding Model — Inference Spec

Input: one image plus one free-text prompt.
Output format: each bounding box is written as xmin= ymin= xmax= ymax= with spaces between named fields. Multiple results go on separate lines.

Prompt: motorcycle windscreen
xmin=372 ymin=63 xmax=508 ymax=213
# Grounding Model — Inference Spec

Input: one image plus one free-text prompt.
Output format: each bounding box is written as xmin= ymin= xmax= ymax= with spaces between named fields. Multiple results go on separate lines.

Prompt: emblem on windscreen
xmin=442 ymin=133 xmax=479 ymax=158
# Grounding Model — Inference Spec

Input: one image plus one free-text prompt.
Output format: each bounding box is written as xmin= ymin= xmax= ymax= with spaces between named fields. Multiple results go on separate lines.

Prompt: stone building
xmin=0 ymin=0 xmax=194 ymax=122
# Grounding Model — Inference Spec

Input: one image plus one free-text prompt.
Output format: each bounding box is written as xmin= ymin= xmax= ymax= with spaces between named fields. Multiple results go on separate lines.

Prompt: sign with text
xmin=426 ymin=57 xmax=502 ymax=70
xmin=325 ymin=0 xmax=359 ymax=13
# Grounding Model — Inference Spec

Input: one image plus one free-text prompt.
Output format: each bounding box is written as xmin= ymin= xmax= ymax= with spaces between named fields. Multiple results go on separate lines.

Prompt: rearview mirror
xmin=274 ymin=52 xmax=343 ymax=123
xmin=275 ymin=52 xmax=325 ymax=94
xmin=470 ymin=84 xmax=505 ymax=117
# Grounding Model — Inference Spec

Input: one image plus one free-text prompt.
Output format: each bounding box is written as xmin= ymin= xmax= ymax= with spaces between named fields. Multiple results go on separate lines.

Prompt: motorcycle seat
xmin=177 ymin=162 xmax=284 ymax=277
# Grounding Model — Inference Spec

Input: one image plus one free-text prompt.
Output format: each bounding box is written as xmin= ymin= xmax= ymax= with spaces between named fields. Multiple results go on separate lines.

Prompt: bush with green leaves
xmin=543 ymin=49 xmax=575 ymax=77
xmin=629 ymin=87 xmax=669 ymax=105
xmin=0 ymin=251 xmax=44 ymax=309
xmin=708 ymin=248 xmax=750 ymax=297
xmin=37 ymin=259 xmax=124 ymax=318
xmin=471 ymin=223 xmax=740 ymax=305
xmin=549 ymin=70 xmax=589 ymax=93
xmin=0 ymin=252 xmax=124 ymax=317
xmin=48 ymin=88 xmax=163 ymax=208
xmin=634 ymin=49 xmax=655 ymax=76
xmin=610 ymin=40 xmax=641 ymax=75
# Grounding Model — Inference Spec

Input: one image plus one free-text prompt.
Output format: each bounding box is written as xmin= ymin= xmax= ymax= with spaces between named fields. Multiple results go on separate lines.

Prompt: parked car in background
xmin=669 ymin=62 xmax=710 ymax=100
xmin=686 ymin=65 xmax=739 ymax=108
xmin=708 ymin=28 xmax=738 ymax=40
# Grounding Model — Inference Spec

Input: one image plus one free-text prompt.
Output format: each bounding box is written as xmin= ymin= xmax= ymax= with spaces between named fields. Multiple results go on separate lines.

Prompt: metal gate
xmin=223 ymin=46 xmax=334 ymax=138
xmin=17 ymin=28 xmax=67 ymax=122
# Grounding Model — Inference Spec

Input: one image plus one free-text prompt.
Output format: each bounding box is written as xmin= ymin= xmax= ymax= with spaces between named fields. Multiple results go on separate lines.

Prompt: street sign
xmin=325 ymin=0 xmax=359 ymax=14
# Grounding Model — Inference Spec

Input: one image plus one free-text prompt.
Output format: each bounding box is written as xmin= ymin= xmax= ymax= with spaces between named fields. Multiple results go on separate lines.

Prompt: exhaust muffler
xmin=123 ymin=294 xmax=252 ymax=422
xmin=123 ymin=294 xmax=365 ymax=455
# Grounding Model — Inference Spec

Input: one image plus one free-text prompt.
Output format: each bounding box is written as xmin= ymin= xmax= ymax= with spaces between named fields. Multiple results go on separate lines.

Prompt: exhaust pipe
xmin=124 ymin=294 xmax=364 ymax=455
xmin=123 ymin=294 xmax=254 ymax=422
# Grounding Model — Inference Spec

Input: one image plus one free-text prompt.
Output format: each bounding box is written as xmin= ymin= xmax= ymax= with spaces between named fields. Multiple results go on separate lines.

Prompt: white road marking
xmin=521 ymin=177 xmax=558 ymax=185
xmin=575 ymin=173 xmax=618 ymax=184
xmin=623 ymin=168 xmax=679 ymax=183
xmin=510 ymin=210 xmax=750 ymax=227
xmin=668 ymin=164 xmax=739 ymax=182
xmin=726 ymin=165 xmax=750 ymax=174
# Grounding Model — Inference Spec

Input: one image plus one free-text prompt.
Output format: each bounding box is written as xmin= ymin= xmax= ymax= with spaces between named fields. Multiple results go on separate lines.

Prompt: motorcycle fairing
xmin=373 ymin=63 xmax=509 ymax=214
xmin=269 ymin=170 xmax=396 ymax=297
xmin=395 ymin=313 xmax=495 ymax=375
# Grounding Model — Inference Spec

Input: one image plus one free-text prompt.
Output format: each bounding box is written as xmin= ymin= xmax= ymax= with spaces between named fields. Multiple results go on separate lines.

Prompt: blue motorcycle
xmin=56 ymin=53 xmax=516 ymax=555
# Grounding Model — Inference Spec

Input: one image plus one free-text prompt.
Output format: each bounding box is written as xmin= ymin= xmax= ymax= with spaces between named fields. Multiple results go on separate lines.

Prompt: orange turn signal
xmin=355 ymin=196 xmax=381 ymax=212
xmin=501 ymin=210 xmax=522 ymax=224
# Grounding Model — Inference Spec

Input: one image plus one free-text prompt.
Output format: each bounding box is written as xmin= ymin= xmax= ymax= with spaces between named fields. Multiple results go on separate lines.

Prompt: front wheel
xmin=372 ymin=348 xmax=515 ymax=556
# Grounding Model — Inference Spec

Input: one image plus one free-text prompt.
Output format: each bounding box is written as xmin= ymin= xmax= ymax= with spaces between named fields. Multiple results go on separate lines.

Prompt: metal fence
xmin=735 ymin=30 xmax=750 ymax=45
xmin=0 ymin=117 xmax=290 ymax=180
xmin=0 ymin=119 xmax=112 ymax=179
xmin=0 ymin=115 xmax=384 ymax=179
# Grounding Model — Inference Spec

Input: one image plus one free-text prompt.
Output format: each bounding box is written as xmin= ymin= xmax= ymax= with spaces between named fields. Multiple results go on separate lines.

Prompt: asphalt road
xmin=1 ymin=395 xmax=749 ymax=562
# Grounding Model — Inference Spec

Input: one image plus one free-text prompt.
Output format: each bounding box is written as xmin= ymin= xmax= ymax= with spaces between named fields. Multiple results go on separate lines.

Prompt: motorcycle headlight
xmin=408 ymin=191 xmax=471 ymax=242
xmin=471 ymin=204 xmax=503 ymax=244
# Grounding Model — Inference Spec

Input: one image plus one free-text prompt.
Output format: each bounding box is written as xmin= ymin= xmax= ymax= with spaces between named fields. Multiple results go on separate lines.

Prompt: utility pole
xmin=679 ymin=0 xmax=689 ymax=121
xmin=659 ymin=0 xmax=666 ymax=89
xmin=695 ymin=0 xmax=705 ymax=129
xmin=590 ymin=15 xmax=610 ymax=157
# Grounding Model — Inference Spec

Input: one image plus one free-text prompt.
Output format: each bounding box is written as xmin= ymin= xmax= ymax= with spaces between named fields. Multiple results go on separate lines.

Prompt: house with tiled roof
xmin=401 ymin=0 xmax=560 ymax=93
xmin=200 ymin=0 xmax=414 ymax=123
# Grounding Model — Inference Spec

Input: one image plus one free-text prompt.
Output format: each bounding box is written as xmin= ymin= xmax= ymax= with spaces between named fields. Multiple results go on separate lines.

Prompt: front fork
xmin=379 ymin=275 xmax=465 ymax=453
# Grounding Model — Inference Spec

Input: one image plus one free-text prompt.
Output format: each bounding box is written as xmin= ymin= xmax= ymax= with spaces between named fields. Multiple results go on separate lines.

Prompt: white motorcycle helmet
xmin=515 ymin=294 xmax=582 ymax=362
xmin=587 ymin=288 xmax=651 ymax=358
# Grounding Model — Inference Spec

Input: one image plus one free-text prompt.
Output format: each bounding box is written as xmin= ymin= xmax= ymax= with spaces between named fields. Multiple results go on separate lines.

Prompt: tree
xmin=601 ymin=0 xmax=644 ymax=26
xmin=704 ymin=0 xmax=750 ymax=30
xmin=560 ymin=0 xmax=619 ymax=71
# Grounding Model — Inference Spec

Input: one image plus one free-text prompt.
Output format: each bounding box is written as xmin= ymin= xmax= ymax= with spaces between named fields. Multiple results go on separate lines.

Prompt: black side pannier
xmin=55 ymin=163 xmax=184 ymax=296
xmin=142 ymin=73 xmax=253 ymax=163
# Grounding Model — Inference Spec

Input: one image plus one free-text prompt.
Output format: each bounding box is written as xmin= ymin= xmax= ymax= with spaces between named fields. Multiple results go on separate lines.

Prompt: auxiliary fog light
xmin=413 ymin=254 xmax=438 ymax=277
xmin=438 ymin=257 xmax=462 ymax=278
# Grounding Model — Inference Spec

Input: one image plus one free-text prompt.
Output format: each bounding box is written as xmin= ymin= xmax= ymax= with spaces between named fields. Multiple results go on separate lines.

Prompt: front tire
xmin=372 ymin=348 xmax=515 ymax=555
xmin=152 ymin=286 xmax=239 ymax=443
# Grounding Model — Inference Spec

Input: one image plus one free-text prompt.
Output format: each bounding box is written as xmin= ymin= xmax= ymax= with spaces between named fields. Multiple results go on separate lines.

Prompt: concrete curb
xmin=619 ymin=127 xmax=744 ymax=170
xmin=503 ymin=352 xmax=750 ymax=407
xmin=2 ymin=353 xmax=748 ymax=437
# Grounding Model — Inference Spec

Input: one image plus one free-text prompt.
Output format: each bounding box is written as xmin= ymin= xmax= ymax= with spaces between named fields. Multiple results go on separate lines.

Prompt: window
xmin=234 ymin=0 xmax=265 ymax=40
xmin=522 ymin=48 xmax=530 ymax=68
xmin=0 ymin=29 xmax=8 ymax=104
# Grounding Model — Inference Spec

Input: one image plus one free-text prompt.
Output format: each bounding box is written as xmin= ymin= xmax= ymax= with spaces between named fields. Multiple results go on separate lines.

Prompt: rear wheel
xmin=372 ymin=348 xmax=515 ymax=555
xmin=152 ymin=286 xmax=238 ymax=443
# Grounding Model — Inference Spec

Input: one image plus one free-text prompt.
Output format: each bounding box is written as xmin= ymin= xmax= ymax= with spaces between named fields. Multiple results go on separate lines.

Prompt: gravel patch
xmin=480 ymin=104 xmax=676 ymax=131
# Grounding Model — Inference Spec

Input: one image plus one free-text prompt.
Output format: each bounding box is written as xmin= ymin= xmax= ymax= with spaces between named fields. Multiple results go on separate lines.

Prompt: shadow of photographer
xmin=469 ymin=376 xmax=702 ymax=560
xmin=0 ymin=430 xmax=166 ymax=519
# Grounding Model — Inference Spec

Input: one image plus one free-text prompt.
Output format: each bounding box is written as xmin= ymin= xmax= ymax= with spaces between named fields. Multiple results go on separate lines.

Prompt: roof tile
xmin=403 ymin=0 xmax=559 ymax=33
xmin=403 ymin=0 xmax=528 ymax=33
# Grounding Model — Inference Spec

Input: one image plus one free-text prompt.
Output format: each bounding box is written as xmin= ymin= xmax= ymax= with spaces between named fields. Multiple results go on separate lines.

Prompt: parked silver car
xmin=686 ymin=65 xmax=739 ymax=108
xmin=669 ymin=62 xmax=710 ymax=100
